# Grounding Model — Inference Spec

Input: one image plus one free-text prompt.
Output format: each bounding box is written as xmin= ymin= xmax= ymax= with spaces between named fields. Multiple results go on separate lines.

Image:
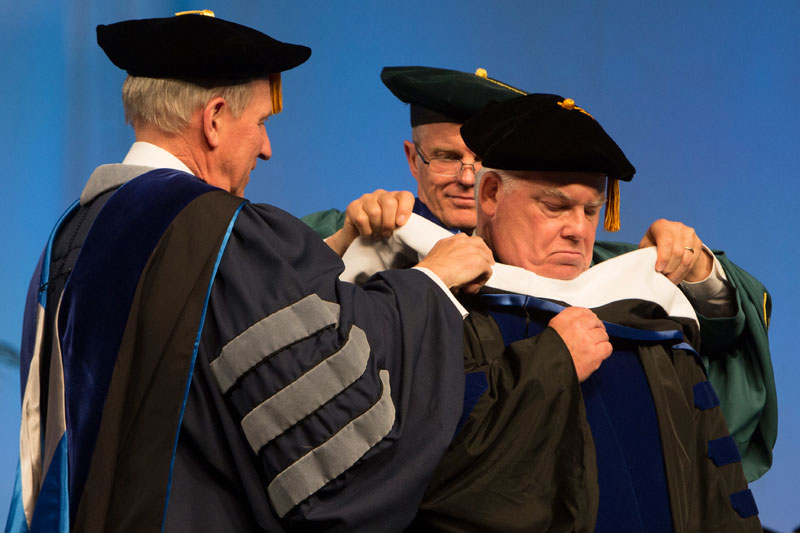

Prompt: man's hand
xmin=548 ymin=307 xmax=612 ymax=382
xmin=416 ymin=234 xmax=494 ymax=294
xmin=638 ymin=219 xmax=713 ymax=285
xmin=325 ymin=190 xmax=415 ymax=256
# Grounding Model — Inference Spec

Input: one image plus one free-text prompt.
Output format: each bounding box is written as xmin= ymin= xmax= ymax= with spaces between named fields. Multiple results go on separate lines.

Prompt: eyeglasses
xmin=414 ymin=144 xmax=481 ymax=177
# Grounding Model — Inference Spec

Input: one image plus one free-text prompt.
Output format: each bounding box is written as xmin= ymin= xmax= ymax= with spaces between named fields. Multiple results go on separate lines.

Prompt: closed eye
xmin=543 ymin=202 xmax=568 ymax=212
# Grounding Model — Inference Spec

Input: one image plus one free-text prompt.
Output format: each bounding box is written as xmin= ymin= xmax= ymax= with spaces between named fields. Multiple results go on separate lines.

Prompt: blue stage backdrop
xmin=0 ymin=1 xmax=797 ymax=529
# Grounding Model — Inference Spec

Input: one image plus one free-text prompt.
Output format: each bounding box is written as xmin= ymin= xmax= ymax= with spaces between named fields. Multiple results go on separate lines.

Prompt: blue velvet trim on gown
xmin=708 ymin=436 xmax=742 ymax=467
xmin=693 ymin=381 xmax=721 ymax=410
xmin=57 ymin=169 xmax=218 ymax=522
xmin=729 ymin=489 xmax=758 ymax=518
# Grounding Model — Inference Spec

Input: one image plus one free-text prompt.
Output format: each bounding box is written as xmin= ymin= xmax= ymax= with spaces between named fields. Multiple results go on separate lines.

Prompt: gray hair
xmin=474 ymin=167 xmax=520 ymax=201
xmin=122 ymin=75 xmax=255 ymax=134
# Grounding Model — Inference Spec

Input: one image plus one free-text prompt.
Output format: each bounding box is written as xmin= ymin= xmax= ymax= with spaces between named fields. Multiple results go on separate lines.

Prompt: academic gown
xmin=9 ymin=168 xmax=466 ymax=532
xmin=411 ymin=290 xmax=760 ymax=532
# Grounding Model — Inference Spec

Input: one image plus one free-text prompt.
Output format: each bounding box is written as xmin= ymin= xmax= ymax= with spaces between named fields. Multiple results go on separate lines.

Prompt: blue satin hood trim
xmin=475 ymin=293 xmax=689 ymax=343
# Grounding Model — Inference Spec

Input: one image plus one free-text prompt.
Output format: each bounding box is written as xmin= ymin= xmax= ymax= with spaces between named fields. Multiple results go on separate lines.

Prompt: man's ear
xmin=202 ymin=97 xmax=227 ymax=149
xmin=478 ymin=172 xmax=501 ymax=218
xmin=403 ymin=140 xmax=421 ymax=182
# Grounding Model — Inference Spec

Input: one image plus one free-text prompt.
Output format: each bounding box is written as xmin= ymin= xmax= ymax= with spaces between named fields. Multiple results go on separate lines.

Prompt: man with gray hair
xmin=409 ymin=93 xmax=762 ymax=531
xmin=8 ymin=12 xmax=493 ymax=532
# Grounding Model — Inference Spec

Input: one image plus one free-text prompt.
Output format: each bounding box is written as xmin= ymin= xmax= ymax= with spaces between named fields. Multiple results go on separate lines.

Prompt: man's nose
xmin=563 ymin=208 xmax=590 ymax=240
xmin=457 ymin=162 xmax=480 ymax=186
xmin=259 ymin=128 xmax=272 ymax=161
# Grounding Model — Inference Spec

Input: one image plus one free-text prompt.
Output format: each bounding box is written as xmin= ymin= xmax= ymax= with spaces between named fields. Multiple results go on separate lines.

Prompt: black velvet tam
xmin=96 ymin=13 xmax=311 ymax=81
xmin=381 ymin=66 xmax=528 ymax=126
xmin=460 ymin=93 xmax=635 ymax=181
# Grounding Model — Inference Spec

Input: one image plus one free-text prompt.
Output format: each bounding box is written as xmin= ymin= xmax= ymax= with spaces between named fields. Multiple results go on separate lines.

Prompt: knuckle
xmin=658 ymin=235 xmax=674 ymax=248
xmin=352 ymin=210 xmax=369 ymax=224
xmin=380 ymin=194 xmax=398 ymax=207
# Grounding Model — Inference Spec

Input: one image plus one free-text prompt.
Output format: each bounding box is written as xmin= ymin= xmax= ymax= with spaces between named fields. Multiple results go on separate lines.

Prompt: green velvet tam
xmin=381 ymin=65 xmax=527 ymax=126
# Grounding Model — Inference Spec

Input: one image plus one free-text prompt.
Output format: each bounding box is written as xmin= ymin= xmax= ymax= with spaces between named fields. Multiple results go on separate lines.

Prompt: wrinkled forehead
xmin=412 ymin=121 xmax=464 ymax=143
xmin=508 ymin=170 xmax=607 ymax=196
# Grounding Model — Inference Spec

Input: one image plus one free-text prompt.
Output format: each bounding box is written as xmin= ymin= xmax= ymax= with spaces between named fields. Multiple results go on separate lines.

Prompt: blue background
xmin=1 ymin=1 xmax=797 ymax=530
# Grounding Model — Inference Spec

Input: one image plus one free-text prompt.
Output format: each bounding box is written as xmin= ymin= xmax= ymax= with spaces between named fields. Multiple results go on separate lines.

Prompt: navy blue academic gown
xmin=10 ymin=169 xmax=465 ymax=532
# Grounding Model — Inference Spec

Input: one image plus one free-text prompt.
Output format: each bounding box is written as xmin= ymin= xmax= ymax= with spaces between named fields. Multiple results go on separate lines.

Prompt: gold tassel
xmin=603 ymin=179 xmax=620 ymax=232
xmin=269 ymin=72 xmax=282 ymax=114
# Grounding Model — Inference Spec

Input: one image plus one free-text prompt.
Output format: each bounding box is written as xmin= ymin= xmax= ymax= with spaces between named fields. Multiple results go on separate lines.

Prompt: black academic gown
xmin=412 ymin=289 xmax=760 ymax=532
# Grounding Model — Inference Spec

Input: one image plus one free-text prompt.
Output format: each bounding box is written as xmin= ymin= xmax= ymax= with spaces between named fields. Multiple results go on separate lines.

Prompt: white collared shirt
xmin=122 ymin=141 xmax=194 ymax=174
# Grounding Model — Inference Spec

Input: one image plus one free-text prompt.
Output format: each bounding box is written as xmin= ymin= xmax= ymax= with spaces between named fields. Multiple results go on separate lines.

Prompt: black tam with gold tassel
xmin=460 ymin=93 xmax=634 ymax=231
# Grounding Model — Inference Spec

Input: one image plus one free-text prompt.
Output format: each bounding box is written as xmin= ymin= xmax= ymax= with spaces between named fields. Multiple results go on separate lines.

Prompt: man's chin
xmin=232 ymin=175 xmax=250 ymax=197
xmin=440 ymin=212 xmax=477 ymax=231
xmin=538 ymin=262 xmax=586 ymax=281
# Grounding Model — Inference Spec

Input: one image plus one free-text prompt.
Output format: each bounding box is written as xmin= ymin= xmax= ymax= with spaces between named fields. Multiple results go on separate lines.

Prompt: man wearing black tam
xmin=7 ymin=12 xmax=495 ymax=532
xmin=307 ymin=67 xmax=775 ymax=491
xmin=414 ymin=94 xmax=762 ymax=531
xmin=339 ymin=94 xmax=765 ymax=531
